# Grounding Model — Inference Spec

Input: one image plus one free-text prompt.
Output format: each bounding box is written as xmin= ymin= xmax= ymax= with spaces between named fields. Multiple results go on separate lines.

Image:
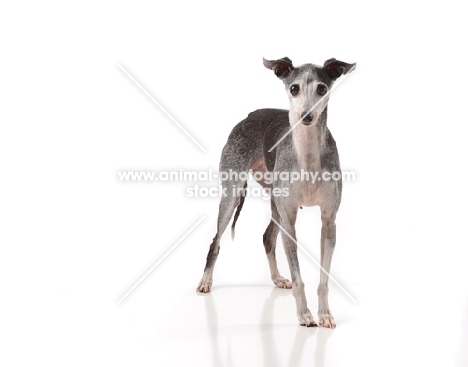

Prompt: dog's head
xmin=263 ymin=57 xmax=355 ymax=126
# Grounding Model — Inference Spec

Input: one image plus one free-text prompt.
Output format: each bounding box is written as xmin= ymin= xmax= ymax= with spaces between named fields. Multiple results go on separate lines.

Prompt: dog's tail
xmin=231 ymin=181 xmax=247 ymax=240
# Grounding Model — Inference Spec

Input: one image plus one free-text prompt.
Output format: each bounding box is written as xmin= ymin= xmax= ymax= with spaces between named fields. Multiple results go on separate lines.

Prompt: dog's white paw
xmin=196 ymin=279 xmax=212 ymax=293
xmin=319 ymin=314 xmax=336 ymax=328
xmin=273 ymin=276 xmax=292 ymax=289
xmin=298 ymin=311 xmax=318 ymax=327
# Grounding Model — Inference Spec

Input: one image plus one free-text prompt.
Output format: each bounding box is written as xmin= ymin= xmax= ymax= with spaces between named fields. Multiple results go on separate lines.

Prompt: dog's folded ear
xmin=323 ymin=58 xmax=356 ymax=80
xmin=263 ymin=57 xmax=294 ymax=78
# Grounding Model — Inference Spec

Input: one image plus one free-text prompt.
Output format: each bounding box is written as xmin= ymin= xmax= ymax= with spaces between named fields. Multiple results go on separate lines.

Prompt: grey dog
xmin=196 ymin=57 xmax=355 ymax=328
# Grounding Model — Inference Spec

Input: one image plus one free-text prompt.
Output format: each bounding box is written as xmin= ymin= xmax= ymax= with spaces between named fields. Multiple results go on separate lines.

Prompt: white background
xmin=1 ymin=1 xmax=467 ymax=366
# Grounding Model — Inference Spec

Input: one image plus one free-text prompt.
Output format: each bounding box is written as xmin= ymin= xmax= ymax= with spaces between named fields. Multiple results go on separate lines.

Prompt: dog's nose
xmin=301 ymin=112 xmax=314 ymax=124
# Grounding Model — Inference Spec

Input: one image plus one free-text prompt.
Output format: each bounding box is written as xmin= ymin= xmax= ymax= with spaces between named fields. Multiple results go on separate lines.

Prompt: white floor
xmin=4 ymin=266 xmax=467 ymax=366
xmin=2 ymin=192 xmax=468 ymax=367
xmin=100 ymin=276 xmax=468 ymax=367
xmin=27 ymin=200 xmax=464 ymax=367
xmin=117 ymin=274 xmax=468 ymax=367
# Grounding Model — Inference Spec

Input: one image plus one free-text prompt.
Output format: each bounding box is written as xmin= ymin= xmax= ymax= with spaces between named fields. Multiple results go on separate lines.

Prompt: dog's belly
xmin=250 ymin=157 xmax=321 ymax=207
xmin=250 ymin=156 xmax=266 ymax=172
xmin=298 ymin=184 xmax=321 ymax=207
xmin=250 ymin=156 xmax=271 ymax=188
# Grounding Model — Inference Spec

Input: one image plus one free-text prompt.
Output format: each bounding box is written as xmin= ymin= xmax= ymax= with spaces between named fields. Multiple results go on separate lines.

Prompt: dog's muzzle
xmin=301 ymin=111 xmax=315 ymax=125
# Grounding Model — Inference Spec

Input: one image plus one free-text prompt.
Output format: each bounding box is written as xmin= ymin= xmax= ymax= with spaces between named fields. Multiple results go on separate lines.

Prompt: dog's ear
xmin=263 ymin=57 xmax=294 ymax=78
xmin=323 ymin=58 xmax=356 ymax=80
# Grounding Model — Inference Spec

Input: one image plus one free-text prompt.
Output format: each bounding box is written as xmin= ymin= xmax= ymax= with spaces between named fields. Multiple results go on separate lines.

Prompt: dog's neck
xmin=289 ymin=108 xmax=328 ymax=173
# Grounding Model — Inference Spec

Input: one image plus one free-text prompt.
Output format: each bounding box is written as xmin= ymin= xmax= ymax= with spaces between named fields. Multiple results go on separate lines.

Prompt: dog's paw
xmin=273 ymin=276 xmax=292 ymax=289
xmin=298 ymin=311 xmax=318 ymax=327
xmin=319 ymin=314 xmax=336 ymax=328
xmin=196 ymin=279 xmax=212 ymax=293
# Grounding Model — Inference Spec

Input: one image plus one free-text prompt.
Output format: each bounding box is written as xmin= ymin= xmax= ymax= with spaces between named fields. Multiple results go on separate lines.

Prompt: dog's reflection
xmin=203 ymin=287 xmax=332 ymax=367
xmin=203 ymin=293 xmax=229 ymax=367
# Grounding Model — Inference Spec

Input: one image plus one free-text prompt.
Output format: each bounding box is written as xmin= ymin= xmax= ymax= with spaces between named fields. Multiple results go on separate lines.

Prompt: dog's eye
xmin=290 ymin=84 xmax=300 ymax=96
xmin=317 ymin=84 xmax=328 ymax=96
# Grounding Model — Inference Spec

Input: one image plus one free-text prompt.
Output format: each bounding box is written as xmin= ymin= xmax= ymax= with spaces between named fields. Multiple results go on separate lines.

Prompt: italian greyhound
xmin=196 ymin=57 xmax=356 ymax=328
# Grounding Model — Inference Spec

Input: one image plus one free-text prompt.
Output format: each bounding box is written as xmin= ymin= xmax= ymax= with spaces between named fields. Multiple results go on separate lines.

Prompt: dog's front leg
xmin=276 ymin=203 xmax=317 ymax=327
xmin=317 ymin=209 xmax=337 ymax=328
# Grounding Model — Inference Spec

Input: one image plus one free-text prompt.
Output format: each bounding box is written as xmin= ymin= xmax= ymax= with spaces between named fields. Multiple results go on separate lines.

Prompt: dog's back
xmin=219 ymin=108 xmax=289 ymax=174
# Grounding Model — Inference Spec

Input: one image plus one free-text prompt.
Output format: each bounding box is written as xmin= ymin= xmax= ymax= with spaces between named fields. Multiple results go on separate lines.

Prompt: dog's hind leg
xmin=196 ymin=182 xmax=242 ymax=293
xmin=263 ymin=200 xmax=292 ymax=289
